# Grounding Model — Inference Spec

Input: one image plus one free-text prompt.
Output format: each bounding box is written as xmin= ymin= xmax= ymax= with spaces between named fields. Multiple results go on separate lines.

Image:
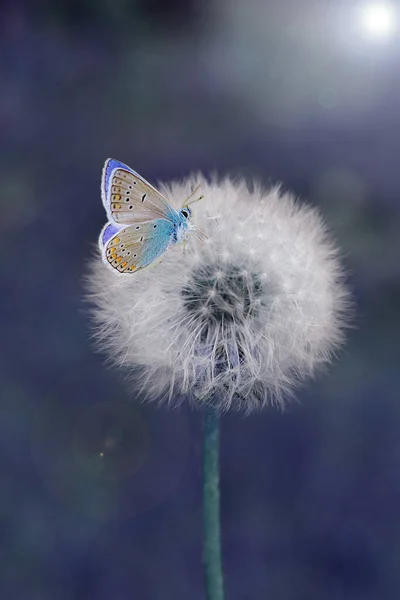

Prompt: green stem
xmin=203 ymin=407 xmax=225 ymax=600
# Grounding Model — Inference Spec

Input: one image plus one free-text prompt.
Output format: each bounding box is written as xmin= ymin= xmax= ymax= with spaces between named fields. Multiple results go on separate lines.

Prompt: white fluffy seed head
xmin=87 ymin=175 xmax=351 ymax=414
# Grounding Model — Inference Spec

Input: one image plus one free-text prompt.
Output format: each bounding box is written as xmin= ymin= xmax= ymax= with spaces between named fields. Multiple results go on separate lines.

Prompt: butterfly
xmin=98 ymin=158 xmax=204 ymax=274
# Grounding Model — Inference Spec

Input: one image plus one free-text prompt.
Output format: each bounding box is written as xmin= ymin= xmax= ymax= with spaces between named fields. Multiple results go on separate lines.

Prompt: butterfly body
xmin=99 ymin=159 xmax=195 ymax=275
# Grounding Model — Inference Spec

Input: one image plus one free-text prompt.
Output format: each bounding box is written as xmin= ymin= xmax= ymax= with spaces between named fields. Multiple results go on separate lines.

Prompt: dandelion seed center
xmin=181 ymin=262 xmax=264 ymax=325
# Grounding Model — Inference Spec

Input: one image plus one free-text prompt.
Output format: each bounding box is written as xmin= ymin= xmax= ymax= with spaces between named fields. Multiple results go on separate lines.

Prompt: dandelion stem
xmin=203 ymin=407 xmax=225 ymax=600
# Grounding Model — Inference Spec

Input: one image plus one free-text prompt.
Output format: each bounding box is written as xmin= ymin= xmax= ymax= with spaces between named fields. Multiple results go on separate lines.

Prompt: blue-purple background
xmin=2 ymin=1 xmax=400 ymax=598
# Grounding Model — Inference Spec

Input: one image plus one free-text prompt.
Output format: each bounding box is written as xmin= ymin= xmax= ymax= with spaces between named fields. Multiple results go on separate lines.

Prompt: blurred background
xmin=2 ymin=0 xmax=400 ymax=598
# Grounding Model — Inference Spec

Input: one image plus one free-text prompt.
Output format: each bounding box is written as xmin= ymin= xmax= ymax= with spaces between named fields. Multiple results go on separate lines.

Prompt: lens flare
xmin=360 ymin=3 xmax=396 ymax=37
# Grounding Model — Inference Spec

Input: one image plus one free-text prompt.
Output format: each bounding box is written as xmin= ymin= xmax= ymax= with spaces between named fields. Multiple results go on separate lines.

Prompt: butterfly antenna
xmin=183 ymin=184 xmax=204 ymax=207
xmin=187 ymin=194 xmax=204 ymax=207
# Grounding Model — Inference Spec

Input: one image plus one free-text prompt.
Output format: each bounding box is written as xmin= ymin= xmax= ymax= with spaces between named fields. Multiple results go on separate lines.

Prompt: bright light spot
xmin=360 ymin=3 xmax=396 ymax=37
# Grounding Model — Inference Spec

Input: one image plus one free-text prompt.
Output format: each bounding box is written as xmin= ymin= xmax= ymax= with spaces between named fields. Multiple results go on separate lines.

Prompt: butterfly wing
xmin=98 ymin=221 xmax=124 ymax=252
xmin=102 ymin=218 xmax=176 ymax=274
xmin=101 ymin=158 xmax=177 ymax=225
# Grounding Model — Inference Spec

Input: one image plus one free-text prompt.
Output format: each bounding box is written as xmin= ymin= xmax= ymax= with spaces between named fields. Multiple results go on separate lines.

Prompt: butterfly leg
xmin=195 ymin=226 xmax=209 ymax=241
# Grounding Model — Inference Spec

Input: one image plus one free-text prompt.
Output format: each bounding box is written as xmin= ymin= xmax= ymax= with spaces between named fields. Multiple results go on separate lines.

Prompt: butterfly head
xmin=179 ymin=192 xmax=206 ymax=240
xmin=179 ymin=206 xmax=192 ymax=220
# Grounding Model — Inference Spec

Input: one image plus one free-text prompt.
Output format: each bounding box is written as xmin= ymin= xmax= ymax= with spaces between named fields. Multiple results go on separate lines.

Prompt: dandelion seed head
xmin=87 ymin=175 xmax=351 ymax=413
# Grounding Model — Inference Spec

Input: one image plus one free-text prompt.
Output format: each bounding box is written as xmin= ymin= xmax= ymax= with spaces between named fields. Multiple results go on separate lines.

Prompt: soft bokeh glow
xmin=360 ymin=3 xmax=396 ymax=36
